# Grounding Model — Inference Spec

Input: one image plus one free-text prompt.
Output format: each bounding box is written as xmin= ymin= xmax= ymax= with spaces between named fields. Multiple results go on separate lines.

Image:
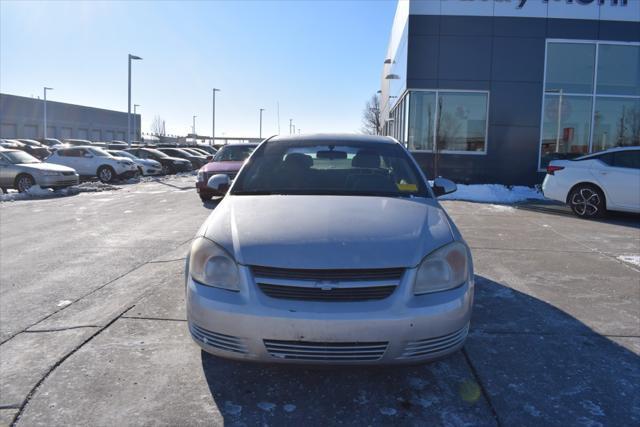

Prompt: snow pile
xmin=0 ymin=181 xmax=119 ymax=202
xmin=617 ymin=255 xmax=640 ymax=267
xmin=439 ymin=184 xmax=545 ymax=204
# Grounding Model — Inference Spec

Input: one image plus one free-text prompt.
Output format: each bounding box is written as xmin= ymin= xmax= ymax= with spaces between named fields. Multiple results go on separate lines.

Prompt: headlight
xmin=42 ymin=171 xmax=62 ymax=176
xmin=189 ymin=237 xmax=240 ymax=291
xmin=414 ymin=241 xmax=469 ymax=295
xmin=197 ymin=171 xmax=205 ymax=182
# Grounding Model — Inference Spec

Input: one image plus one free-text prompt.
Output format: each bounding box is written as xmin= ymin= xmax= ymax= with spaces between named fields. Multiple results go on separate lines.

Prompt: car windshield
xmin=1 ymin=150 xmax=40 ymax=164
xmin=232 ymin=141 xmax=428 ymax=198
xmin=110 ymin=150 xmax=136 ymax=160
xmin=214 ymin=145 xmax=256 ymax=162
xmin=88 ymin=147 xmax=112 ymax=157
xmin=143 ymin=149 xmax=168 ymax=158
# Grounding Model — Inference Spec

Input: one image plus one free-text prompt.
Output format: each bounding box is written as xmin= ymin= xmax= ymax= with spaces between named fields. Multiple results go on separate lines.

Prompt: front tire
xmin=568 ymin=184 xmax=606 ymax=219
xmin=97 ymin=165 xmax=115 ymax=183
xmin=15 ymin=174 xmax=35 ymax=193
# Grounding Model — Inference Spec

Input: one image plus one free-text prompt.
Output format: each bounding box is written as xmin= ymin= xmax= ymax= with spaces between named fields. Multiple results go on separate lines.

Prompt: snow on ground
xmin=439 ymin=184 xmax=546 ymax=204
xmin=617 ymin=255 xmax=640 ymax=267
xmin=0 ymin=182 xmax=120 ymax=202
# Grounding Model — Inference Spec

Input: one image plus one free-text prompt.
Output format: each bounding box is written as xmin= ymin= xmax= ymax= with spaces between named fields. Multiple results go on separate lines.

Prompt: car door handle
xmin=599 ymin=171 xmax=607 ymax=175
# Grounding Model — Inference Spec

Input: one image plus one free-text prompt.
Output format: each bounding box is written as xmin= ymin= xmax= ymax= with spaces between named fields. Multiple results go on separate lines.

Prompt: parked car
xmin=108 ymin=150 xmax=162 ymax=176
xmin=186 ymin=134 xmax=471 ymax=364
xmin=46 ymin=146 xmax=137 ymax=183
xmin=0 ymin=139 xmax=26 ymax=150
xmin=17 ymin=139 xmax=52 ymax=160
xmin=187 ymin=147 xmax=213 ymax=161
xmin=543 ymin=146 xmax=640 ymax=218
xmin=195 ymin=143 xmax=258 ymax=201
xmin=39 ymin=138 xmax=63 ymax=148
xmin=0 ymin=148 xmax=78 ymax=192
xmin=158 ymin=147 xmax=206 ymax=169
xmin=62 ymin=139 xmax=93 ymax=146
xmin=195 ymin=144 xmax=217 ymax=155
xmin=125 ymin=147 xmax=192 ymax=174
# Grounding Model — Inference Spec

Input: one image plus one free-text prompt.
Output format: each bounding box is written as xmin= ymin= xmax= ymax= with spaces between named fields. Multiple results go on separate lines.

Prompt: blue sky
xmin=0 ymin=0 xmax=396 ymax=138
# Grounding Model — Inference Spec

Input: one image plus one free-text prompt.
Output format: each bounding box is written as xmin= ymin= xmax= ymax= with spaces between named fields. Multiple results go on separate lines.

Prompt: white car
xmin=46 ymin=145 xmax=138 ymax=183
xmin=542 ymin=146 xmax=640 ymax=218
xmin=108 ymin=150 xmax=162 ymax=176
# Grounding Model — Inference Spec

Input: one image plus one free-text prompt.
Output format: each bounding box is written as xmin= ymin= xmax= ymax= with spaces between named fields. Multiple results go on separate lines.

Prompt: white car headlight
xmin=197 ymin=171 xmax=205 ymax=182
xmin=189 ymin=237 xmax=240 ymax=291
xmin=414 ymin=241 xmax=469 ymax=295
xmin=42 ymin=171 xmax=62 ymax=176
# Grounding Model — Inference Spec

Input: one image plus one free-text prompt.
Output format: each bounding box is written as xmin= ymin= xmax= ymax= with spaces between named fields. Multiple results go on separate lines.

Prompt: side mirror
xmin=432 ymin=177 xmax=457 ymax=197
xmin=206 ymin=155 xmax=213 ymax=162
xmin=207 ymin=174 xmax=230 ymax=193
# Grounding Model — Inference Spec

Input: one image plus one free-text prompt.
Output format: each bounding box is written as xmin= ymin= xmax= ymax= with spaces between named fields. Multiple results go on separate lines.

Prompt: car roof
xmin=267 ymin=133 xmax=397 ymax=146
xmin=219 ymin=143 xmax=260 ymax=148
xmin=577 ymin=145 xmax=639 ymax=159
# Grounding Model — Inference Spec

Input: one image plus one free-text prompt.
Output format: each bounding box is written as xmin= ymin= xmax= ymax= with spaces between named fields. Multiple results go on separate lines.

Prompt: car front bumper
xmin=117 ymin=170 xmax=138 ymax=180
xmin=195 ymin=181 xmax=223 ymax=197
xmin=187 ymin=266 xmax=473 ymax=365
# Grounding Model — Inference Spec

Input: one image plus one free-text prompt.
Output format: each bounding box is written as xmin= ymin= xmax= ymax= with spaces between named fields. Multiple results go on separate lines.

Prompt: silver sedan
xmin=186 ymin=134 xmax=473 ymax=364
xmin=0 ymin=149 xmax=78 ymax=192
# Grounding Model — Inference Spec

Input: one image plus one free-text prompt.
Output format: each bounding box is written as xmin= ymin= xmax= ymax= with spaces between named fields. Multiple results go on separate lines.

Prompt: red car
xmin=196 ymin=143 xmax=258 ymax=201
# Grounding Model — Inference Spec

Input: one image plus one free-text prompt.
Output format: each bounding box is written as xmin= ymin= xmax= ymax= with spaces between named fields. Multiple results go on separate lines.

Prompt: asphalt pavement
xmin=0 ymin=176 xmax=638 ymax=426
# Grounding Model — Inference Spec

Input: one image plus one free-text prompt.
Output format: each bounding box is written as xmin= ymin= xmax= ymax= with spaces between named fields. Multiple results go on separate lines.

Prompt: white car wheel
xmin=569 ymin=185 xmax=605 ymax=219
xmin=15 ymin=174 xmax=35 ymax=193
xmin=98 ymin=166 xmax=115 ymax=183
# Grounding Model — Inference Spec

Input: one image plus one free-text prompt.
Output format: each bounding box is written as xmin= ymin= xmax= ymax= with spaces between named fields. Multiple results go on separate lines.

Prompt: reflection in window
xmin=408 ymin=92 xmax=436 ymax=151
xmin=436 ymin=92 xmax=487 ymax=152
xmin=540 ymin=95 xmax=593 ymax=168
xmin=593 ymin=97 xmax=640 ymax=151
xmin=597 ymin=44 xmax=640 ymax=96
xmin=545 ymin=43 xmax=596 ymax=94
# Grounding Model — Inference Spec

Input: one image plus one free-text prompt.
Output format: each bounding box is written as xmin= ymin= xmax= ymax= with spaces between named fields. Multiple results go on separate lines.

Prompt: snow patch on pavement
xmin=1 ymin=182 xmax=119 ymax=202
xmin=440 ymin=184 xmax=545 ymax=204
xmin=617 ymin=255 xmax=640 ymax=267
xmin=283 ymin=404 xmax=296 ymax=413
xmin=257 ymin=402 xmax=276 ymax=412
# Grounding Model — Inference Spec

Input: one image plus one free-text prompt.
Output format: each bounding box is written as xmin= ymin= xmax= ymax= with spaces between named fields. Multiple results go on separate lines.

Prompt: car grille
xmin=251 ymin=266 xmax=404 ymax=282
xmin=263 ymin=339 xmax=388 ymax=362
xmin=252 ymin=266 xmax=404 ymax=302
xmin=203 ymin=171 xmax=237 ymax=182
xmin=189 ymin=323 xmax=247 ymax=354
xmin=258 ymin=283 xmax=396 ymax=301
xmin=398 ymin=324 xmax=469 ymax=359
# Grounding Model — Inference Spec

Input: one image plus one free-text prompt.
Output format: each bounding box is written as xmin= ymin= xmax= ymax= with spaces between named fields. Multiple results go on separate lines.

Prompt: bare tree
xmin=361 ymin=94 xmax=381 ymax=135
xmin=151 ymin=115 xmax=165 ymax=136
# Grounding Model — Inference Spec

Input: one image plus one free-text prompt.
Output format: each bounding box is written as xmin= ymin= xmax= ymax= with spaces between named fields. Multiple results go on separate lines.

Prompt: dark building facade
xmin=381 ymin=0 xmax=640 ymax=185
xmin=0 ymin=93 xmax=141 ymax=142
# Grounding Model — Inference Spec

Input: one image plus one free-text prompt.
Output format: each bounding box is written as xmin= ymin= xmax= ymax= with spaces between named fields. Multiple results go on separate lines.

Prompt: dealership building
xmin=381 ymin=0 xmax=640 ymax=185
xmin=0 ymin=93 xmax=141 ymax=142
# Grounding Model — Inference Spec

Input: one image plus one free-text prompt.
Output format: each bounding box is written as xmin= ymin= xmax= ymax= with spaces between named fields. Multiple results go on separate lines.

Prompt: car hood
xmin=166 ymin=156 xmax=190 ymax=163
xmin=21 ymin=162 xmax=76 ymax=173
xmin=201 ymin=195 xmax=454 ymax=269
xmin=201 ymin=161 xmax=244 ymax=173
xmin=138 ymin=158 xmax=160 ymax=167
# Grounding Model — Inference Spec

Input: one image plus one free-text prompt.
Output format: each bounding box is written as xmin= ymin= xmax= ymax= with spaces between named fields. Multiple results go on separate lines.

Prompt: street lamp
xmin=289 ymin=118 xmax=293 ymax=135
xmin=127 ymin=54 xmax=143 ymax=147
xmin=259 ymin=108 xmax=265 ymax=139
xmin=212 ymin=88 xmax=220 ymax=146
xmin=133 ymin=104 xmax=140 ymax=142
xmin=192 ymin=115 xmax=197 ymax=143
xmin=43 ymin=87 xmax=53 ymax=139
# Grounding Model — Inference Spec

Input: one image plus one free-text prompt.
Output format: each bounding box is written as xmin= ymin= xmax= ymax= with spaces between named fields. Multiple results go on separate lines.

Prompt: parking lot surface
xmin=1 ymin=177 xmax=639 ymax=426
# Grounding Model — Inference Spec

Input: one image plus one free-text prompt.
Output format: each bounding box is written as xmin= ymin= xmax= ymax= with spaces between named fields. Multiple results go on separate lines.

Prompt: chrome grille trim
xmin=258 ymin=283 xmax=396 ymax=301
xmin=190 ymin=324 xmax=248 ymax=354
xmin=251 ymin=265 xmax=404 ymax=282
xmin=399 ymin=324 xmax=469 ymax=359
xmin=264 ymin=339 xmax=388 ymax=361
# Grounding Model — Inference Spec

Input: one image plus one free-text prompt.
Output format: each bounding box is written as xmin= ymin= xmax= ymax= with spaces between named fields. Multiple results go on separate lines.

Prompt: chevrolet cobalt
xmin=186 ymin=134 xmax=473 ymax=364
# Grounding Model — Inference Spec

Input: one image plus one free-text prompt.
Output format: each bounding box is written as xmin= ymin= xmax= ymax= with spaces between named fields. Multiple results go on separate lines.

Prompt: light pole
xmin=192 ymin=115 xmax=197 ymax=143
xmin=212 ymin=88 xmax=220 ymax=146
xmin=43 ymin=87 xmax=53 ymax=139
xmin=127 ymin=54 xmax=143 ymax=147
xmin=259 ymin=108 xmax=265 ymax=139
xmin=289 ymin=118 xmax=293 ymax=135
xmin=133 ymin=104 xmax=140 ymax=142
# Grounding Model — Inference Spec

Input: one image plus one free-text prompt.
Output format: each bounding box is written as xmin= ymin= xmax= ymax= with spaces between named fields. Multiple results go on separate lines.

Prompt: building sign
xmin=518 ymin=0 xmax=628 ymax=8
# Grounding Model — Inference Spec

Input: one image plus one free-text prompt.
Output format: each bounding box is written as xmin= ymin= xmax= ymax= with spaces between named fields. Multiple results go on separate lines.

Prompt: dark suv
xmin=125 ymin=148 xmax=192 ymax=174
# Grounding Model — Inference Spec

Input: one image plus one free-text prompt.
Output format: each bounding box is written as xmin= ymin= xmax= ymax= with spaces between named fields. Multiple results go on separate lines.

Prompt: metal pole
xmin=555 ymin=88 xmax=563 ymax=153
xmin=133 ymin=104 xmax=140 ymax=142
xmin=289 ymin=119 xmax=292 ymax=135
xmin=43 ymin=87 xmax=52 ymax=139
xmin=212 ymin=88 xmax=220 ymax=146
xmin=259 ymin=108 xmax=265 ymax=139
xmin=127 ymin=55 xmax=131 ymax=146
xmin=193 ymin=115 xmax=197 ymax=141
